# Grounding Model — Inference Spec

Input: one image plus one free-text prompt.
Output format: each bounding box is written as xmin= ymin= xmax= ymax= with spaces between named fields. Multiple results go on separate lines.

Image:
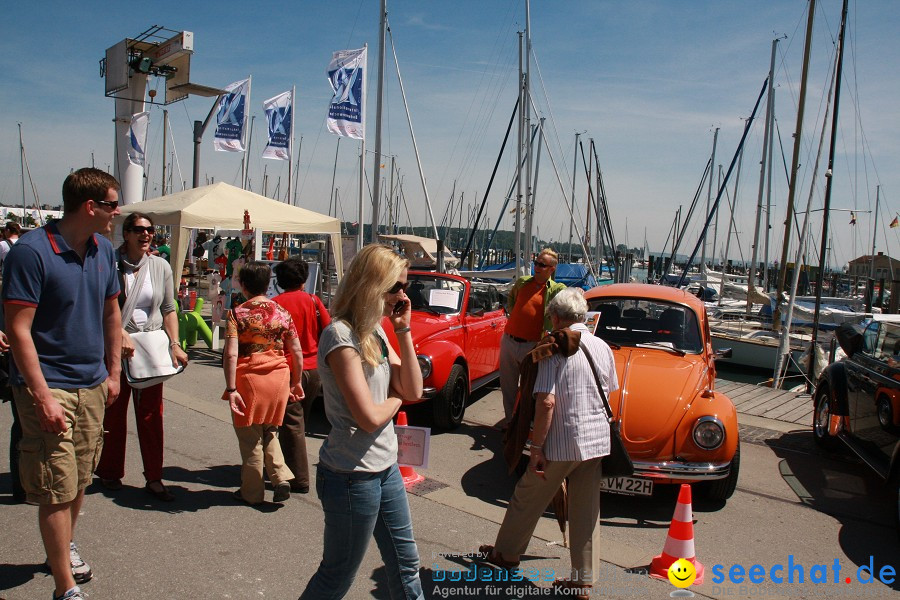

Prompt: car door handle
xmin=491 ymin=322 xmax=498 ymax=328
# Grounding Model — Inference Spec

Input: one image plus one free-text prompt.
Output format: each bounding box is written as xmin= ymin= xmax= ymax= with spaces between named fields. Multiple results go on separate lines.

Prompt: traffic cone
xmin=649 ymin=484 xmax=704 ymax=585
xmin=396 ymin=411 xmax=424 ymax=488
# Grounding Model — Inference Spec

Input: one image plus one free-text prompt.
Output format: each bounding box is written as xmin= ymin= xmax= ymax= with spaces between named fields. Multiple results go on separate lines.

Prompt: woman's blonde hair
xmin=330 ymin=244 xmax=409 ymax=365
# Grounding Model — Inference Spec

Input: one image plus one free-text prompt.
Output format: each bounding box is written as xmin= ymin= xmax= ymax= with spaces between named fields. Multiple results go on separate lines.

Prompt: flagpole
xmin=288 ymin=85 xmax=295 ymax=204
xmin=358 ymin=140 xmax=365 ymax=251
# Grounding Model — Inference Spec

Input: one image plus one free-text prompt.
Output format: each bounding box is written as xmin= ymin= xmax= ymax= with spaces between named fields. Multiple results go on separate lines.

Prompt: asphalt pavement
xmin=0 ymin=344 xmax=859 ymax=600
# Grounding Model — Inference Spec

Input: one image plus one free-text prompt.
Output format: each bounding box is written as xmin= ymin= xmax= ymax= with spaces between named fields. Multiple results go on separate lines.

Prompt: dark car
xmin=812 ymin=315 xmax=900 ymax=534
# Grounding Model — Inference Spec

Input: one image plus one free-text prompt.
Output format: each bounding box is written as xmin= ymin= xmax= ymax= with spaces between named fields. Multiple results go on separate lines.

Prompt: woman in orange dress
xmin=222 ymin=261 xmax=305 ymax=505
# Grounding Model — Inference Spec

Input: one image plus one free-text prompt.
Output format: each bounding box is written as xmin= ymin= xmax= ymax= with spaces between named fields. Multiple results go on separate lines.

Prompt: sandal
xmin=477 ymin=544 xmax=520 ymax=570
xmin=144 ymin=480 xmax=175 ymax=502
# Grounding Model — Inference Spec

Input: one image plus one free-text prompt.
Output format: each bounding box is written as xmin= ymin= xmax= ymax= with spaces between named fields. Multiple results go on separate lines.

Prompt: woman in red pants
xmin=95 ymin=213 xmax=188 ymax=501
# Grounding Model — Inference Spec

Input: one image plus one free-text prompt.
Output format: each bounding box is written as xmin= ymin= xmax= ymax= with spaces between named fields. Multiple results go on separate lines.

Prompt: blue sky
xmin=1 ymin=1 xmax=898 ymax=270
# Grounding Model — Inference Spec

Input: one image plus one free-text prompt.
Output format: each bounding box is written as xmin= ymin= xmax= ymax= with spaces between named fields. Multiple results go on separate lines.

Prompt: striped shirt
xmin=534 ymin=322 xmax=618 ymax=462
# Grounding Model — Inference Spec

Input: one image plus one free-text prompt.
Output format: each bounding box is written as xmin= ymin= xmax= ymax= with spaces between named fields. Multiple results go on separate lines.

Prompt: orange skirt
xmin=233 ymin=350 xmax=290 ymax=428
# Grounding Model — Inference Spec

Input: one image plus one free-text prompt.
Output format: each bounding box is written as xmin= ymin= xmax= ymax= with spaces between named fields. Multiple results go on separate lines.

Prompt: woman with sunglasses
xmin=95 ymin=213 xmax=189 ymax=501
xmin=300 ymin=244 xmax=424 ymax=600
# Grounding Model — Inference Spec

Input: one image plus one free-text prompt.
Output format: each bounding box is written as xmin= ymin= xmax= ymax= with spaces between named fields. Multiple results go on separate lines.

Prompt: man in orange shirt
xmin=499 ymin=248 xmax=566 ymax=425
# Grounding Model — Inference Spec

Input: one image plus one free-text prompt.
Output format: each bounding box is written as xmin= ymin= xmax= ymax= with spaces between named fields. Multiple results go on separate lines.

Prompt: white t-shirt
xmin=0 ymin=237 xmax=18 ymax=265
xmin=124 ymin=270 xmax=154 ymax=329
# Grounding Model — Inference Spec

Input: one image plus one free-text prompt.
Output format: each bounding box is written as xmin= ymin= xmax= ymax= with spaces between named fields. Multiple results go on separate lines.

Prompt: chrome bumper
xmin=421 ymin=387 xmax=438 ymax=399
xmin=631 ymin=459 xmax=731 ymax=481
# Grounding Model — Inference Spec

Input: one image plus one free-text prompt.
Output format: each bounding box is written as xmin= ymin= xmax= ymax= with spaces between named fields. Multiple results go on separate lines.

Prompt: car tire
xmin=813 ymin=386 xmax=839 ymax=450
xmin=702 ymin=443 xmax=740 ymax=501
xmin=433 ymin=364 xmax=468 ymax=430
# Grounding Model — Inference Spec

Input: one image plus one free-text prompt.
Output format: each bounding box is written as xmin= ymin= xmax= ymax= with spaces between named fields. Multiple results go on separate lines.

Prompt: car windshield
xmin=406 ymin=274 xmax=466 ymax=314
xmin=587 ymin=297 xmax=703 ymax=354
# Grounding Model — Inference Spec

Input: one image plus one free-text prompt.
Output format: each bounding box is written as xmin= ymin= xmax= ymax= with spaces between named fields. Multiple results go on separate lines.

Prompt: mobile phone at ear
xmin=393 ymin=300 xmax=407 ymax=314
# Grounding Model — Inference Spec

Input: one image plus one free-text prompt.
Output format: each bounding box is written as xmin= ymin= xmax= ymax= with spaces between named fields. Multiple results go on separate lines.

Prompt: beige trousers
xmin=499 ymin=334 xmax=537 ymax=422
xmin=233 ymin=423 xmax=293 ymax=504
xmin=494 ymin=457 xmax=603 ymax=584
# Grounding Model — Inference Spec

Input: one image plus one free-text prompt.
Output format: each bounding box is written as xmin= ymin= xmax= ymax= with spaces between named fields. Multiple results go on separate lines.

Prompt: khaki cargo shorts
xmin=13 ymin=383 xmax=107 ymax=505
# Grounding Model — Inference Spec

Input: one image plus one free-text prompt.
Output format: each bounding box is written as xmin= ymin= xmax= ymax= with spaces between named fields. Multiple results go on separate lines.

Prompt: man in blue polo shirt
xmin=3 ymin=167 xmax=123 ymax=600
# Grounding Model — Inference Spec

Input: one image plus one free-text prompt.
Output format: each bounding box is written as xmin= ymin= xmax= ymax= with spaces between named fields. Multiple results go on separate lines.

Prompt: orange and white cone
xmin=650 ymin=484 xmax=704 ymax=584
xmin=396 ymin=411 xmax=424 ymax=487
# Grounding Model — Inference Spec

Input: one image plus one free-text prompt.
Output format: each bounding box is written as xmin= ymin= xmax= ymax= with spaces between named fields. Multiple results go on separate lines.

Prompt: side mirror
xmin=468 ymin=307 xmax=485 ymax=318
xmin=714 ymin=348 xmax=733 ymax=360
xmin=835 ymin=323 xmax=864 ymax=356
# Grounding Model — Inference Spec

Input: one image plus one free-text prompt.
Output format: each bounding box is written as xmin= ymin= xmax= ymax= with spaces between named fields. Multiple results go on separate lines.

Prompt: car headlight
xmin=417 ymin=355 xmax=433 ymax=379
xmin=692 ymin=416 xmax=725 ymax=450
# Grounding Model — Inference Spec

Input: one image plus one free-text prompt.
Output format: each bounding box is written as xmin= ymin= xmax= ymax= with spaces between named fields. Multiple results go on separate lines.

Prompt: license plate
xmin=599 ymin=476 xmax=654 ymax=496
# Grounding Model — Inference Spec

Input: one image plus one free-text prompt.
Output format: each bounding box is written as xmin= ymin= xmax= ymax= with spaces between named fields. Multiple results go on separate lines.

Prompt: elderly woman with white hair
xmin=479 ymin=287 xmax=618 ymax=599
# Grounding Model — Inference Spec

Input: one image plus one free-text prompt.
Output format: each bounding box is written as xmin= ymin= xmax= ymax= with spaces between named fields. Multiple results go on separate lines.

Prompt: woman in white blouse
xmin=95 ymin=213 xmax=188 ymax=501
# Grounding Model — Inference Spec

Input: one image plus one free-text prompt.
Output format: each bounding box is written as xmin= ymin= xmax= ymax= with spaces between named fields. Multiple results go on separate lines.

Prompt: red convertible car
xmin=583 ymin=283 xmax=739 ymax=500
xmin=384 ymin=271 xmax=507 ymax=429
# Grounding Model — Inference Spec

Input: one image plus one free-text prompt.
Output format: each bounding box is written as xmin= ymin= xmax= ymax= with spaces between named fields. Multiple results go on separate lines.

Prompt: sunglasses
xmin=127 ymin=226 xmax=155 ymax=235
xmin=94 ymin=199 xmax=119 ymax=211
xmin=533 ymin=260 xmax=553 ymax=269
xmin=387 ymin=281 xmax=409 ymax=294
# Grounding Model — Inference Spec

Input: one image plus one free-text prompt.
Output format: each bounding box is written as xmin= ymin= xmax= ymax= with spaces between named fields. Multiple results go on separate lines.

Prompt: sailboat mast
xmin=370 ymin=0 xmax=387 ymax=243
xmin=18 ymin=123 xmax=27 ymax=216
xmin=515 ymin=30 xmax=525 ymax=275
xmin=774 ymin=0 xmax=816 ymax=331
xmin=867 ymin=185 xmax=881 ymax=308
xmin=524 ymin=0 xmax=533 ymax=267
xmin=567 ymin=131 xmax=581 ymax=263
xmin=747 ymin=37 xmax=781 ymax=308
xmin=700 ymin=128 xmax=719 ymax=271
xmin=807 ymin=0 xmax=849 ymax=389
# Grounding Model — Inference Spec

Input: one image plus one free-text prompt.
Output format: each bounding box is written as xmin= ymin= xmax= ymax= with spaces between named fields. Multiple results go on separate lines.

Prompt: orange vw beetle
xmin=584 ymin=283 xmax=739 ymax=500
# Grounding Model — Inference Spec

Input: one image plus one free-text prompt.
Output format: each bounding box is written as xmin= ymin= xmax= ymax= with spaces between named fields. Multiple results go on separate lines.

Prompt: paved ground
xmin=0 ymin=345 xmax=887 ymax=599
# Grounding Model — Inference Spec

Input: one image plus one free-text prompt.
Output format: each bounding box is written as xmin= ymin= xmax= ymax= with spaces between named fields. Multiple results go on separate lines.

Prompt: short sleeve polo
xmin=2 ymin=223 xmax=120 ymax=389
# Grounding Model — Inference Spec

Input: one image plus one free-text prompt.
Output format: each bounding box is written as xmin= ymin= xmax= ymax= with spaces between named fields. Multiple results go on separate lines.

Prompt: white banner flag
xmin=126 ymin=111 xmax=150 ymax=166
xmin=262 ymin=90 xmax=293 ymax=161
xmin=326 ymin=47 xmax=366 ymax=140
xmin=214 ymin=78 xmax=251 ymax=152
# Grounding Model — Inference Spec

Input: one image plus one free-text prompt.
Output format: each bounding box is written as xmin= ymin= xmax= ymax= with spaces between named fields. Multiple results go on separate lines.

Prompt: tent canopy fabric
xmin=379 ymin=233 xmax=459 ymax=268
xmin=114 ymin=182 xmax=343 ymax=285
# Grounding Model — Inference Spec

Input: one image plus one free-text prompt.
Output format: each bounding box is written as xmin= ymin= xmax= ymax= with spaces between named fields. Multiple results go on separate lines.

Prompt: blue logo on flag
xmin=267 ymin=106 xmax=291 ymax=149
xmin=216 ymin=91 xmax=246 ymax=140
xmin=328 ymin=65 xmax=363 ymax=124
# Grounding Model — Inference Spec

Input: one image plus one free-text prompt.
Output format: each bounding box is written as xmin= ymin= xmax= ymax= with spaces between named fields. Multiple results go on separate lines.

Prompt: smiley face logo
xmin=668 ymin=558 xmax=697 ymax=588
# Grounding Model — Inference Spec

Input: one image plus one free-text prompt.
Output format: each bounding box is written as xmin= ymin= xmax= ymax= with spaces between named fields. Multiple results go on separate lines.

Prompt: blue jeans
xmin=300 ymin=463 xmax=423 ymax=600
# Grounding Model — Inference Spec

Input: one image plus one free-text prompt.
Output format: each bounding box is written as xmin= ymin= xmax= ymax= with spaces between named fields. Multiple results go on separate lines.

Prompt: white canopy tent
xmin=114 ymin=182 xmax=343 ymax=285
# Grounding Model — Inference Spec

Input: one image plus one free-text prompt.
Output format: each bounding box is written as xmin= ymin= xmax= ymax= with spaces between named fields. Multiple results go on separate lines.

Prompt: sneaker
xmin=68 ymin=542 xmax=92 ymax=584
xmin=45 ymin=543 xmax=92 ymax=584
xmin=273 ymin=481 xmax=291 ymax=502
xmin=52 ymin=585 xmax=84 ymax=600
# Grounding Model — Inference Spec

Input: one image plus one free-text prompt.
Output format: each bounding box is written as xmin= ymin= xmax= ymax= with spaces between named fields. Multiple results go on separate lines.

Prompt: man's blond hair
xmin=538 ymin=248 xmax=559 ymax=264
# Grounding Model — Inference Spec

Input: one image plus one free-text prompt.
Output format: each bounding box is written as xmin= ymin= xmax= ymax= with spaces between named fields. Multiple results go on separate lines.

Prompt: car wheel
xmin=433 ymin=364 xmax=468 ymax=430
xmin=702 ymin=443 xmax=740 ymax=501
xmin=877 ymin=396 xmax=893 ymax=430
xmin=813 ymin=386 xmax=839 ymax=449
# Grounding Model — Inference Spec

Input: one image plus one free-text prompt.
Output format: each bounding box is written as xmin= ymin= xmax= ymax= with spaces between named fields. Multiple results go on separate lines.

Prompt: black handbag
xmin=580 ymin=342 xmax=635 ymax=478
